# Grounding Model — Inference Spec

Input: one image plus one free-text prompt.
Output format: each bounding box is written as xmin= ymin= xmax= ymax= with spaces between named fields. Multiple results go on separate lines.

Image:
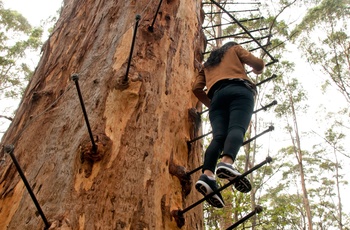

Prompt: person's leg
xmin=195 ymin=89 xmax=229 ymax=208
xmin=222 ymin=85 xmax=254 ymax=162
xmin=202 ymin=97 xmax=229 ymax=176
xmin=215 ymin=84 xmax=255 ymax=193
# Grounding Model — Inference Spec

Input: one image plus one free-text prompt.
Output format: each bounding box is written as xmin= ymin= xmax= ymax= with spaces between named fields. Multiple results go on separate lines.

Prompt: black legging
xmin=203 ymin=82 xmax=255 ymax=173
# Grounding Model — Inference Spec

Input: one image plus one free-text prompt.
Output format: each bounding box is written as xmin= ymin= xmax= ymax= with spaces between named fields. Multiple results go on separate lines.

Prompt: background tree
xmin=0 ymin=0 xmax=43 ymax=132
xmin=310 ymin=127 xmax=349 ymax=229
xmin=292 ymin=0 xmax=350 ymax=104
xmin=290 ymin=0 xmax=350 ymax=228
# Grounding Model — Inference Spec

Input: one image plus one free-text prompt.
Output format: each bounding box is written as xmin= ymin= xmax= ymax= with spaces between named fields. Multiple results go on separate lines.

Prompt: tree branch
xmin=0 ymin=115 xmax=13 ymax=121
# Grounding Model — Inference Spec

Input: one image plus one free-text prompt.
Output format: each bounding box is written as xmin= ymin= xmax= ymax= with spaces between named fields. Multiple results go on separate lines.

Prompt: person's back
xmin=204 ymin=44 xmax=264 ymax=96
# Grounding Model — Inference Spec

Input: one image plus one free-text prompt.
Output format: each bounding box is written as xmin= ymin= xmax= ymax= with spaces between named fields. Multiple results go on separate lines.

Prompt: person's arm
xmin=235 ymin=45 xmax=265 ymax=74
xmin=192 ymin=69 xmax=211 ymax=108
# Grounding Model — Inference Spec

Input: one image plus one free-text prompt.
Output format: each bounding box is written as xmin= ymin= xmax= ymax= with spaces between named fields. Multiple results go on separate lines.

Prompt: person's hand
xmin=252 ymin=68 xmax=263 ymax=75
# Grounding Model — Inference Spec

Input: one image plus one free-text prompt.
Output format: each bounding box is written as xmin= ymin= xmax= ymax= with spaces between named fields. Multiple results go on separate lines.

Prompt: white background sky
xmin=2 ymin=0 xmax=349 ymax=217
xmin=3 ymin=0 xmax=62 ymax=26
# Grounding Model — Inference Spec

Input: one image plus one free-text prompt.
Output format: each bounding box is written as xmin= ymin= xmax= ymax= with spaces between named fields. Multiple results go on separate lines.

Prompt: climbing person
xmin=192 ymin=41 xmax=265 ymax=208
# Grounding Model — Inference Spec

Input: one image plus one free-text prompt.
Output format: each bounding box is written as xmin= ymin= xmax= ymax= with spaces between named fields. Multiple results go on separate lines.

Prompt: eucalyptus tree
xmin=292 ymin=0 xmax=350 ymax=104
xmin=289 ymin=1 xmax=350 ymax=228
xmin=309 ymin=126 xmax=350 ymax=229
xmin=0 ymin=1 xmax=43 ymax=130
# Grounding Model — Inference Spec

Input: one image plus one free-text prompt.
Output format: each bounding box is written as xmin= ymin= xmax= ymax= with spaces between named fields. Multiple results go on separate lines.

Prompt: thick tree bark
xmin=0 ymin=0 xmax=207 ymax=229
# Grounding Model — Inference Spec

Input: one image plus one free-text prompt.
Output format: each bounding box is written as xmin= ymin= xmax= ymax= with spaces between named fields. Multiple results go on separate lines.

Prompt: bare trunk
xmin=215 ymin=0 xmax=223 ymax=47
xmin=289 ymin=95 xmax=313 ymax=230
xmin=219 ymin=193 xmax=233 ymax=229
xmin=333 ymin=147 xmax=343 ymax=230
xmin=298 ymin=155 xmax=313 ymax=230
xmin=0 ymin=0 xmax=207 ymax=229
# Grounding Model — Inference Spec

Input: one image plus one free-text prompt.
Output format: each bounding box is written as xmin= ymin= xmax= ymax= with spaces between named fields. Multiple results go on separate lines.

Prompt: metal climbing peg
xmin=4 ymin=145 xmax=51 ymax=229
xmin=123 ymin=14 xmax=141 ymax=84
xmin=148 ymin=0 xmax=163 ymax=32
xmin=71 ymin=74 xmax=97 ymax=153
xmin=226 ymin=205 xmax=264 ymax=230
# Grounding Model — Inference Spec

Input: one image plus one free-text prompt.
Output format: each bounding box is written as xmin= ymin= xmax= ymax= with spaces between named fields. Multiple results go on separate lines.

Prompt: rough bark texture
xmin=0 ymin=0 xmax=207 ymax=229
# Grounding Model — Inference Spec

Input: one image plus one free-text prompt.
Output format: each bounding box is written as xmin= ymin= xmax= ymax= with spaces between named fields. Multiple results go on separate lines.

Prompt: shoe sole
xmin=216 ymin=166 xmax=241 ymax=180
xmin=233 ymin=176 xmax=251 ymax=193
xmin=195 ymin=181 xmax=224 ymax=208
xmin=216 ymin=167 xmax=252 ymax=193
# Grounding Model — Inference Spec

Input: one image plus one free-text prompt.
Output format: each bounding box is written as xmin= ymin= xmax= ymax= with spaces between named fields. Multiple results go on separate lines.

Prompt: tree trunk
xmin=214 ymin=0 xmax=223 ymax=47
xmin=0 ymin=0 xmax=207 ymax=229
xmin=333 ymin=147 xmax=343 ymax=230
xmin=289 ymin=94 xmax=313 ymax=230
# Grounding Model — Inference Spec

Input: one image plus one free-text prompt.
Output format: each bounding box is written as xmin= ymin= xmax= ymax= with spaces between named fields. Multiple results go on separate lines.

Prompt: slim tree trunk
xmin=333 ymin=147 xmax=343 ymax=230
xmin=215 ymin=0 xmax=223 ymax=47
xmin=288 ymin=94 xmax=313 ymax=230
xmin=0 ymin=0 xmax=207 ymax=229
xmin=247 ymin=123 xmax=258 ymax=230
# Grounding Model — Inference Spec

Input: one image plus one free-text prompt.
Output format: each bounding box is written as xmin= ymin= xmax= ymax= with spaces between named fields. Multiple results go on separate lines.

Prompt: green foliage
xmin=269 ymin=74 xmax=308 ymax=120
xmin=292 ymin=0 xmax=350 ymax=37
xmin=292 ymin=0 xmax=350 ymax=102
xmin=0 ymin=1 xmax=43 ymax=99
xmin=261 ymin=192 xmax=306 ymax=229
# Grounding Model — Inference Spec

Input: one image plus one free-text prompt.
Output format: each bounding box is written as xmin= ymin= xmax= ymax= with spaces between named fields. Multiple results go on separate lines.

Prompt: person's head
xmin=204 ymin=41 xmax=238 ymax=69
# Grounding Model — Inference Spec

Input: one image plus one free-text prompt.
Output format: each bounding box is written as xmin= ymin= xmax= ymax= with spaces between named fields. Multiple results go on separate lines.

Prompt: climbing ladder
xmin=171 ymin=0 xmax=278 ymax=229
xmin=202 ymin=0 xmax=277 ymax=65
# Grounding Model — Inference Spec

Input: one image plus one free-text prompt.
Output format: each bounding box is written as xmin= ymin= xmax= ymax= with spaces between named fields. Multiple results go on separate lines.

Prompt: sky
xmin=3 ymin=0 xmax=63 ymax=26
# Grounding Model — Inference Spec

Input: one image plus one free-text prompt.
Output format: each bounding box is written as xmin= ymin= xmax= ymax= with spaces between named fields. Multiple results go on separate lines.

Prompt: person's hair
xmin=204 ymin=41 xmax=238 ymax=69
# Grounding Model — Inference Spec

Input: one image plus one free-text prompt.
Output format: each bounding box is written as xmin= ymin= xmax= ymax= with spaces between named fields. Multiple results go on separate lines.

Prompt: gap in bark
xmin=161 ymin=194 xmax=172 ymax=227
xmin=168 ymin=153 xmax=192 ymax=197
xmin=171 ymin=209 xmax=185 ymax=228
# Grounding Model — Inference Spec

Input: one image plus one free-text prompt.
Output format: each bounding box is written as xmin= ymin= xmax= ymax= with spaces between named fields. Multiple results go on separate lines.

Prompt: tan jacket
xmin=192 ymin=45 xmax=264 ymax=107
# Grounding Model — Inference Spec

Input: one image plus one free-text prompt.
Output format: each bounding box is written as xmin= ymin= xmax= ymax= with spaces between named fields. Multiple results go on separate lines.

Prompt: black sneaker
xmin=216 ymin=162 xmax=252 ymax=193
xmin=195 ymin=174 xmax=225 ymax=208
